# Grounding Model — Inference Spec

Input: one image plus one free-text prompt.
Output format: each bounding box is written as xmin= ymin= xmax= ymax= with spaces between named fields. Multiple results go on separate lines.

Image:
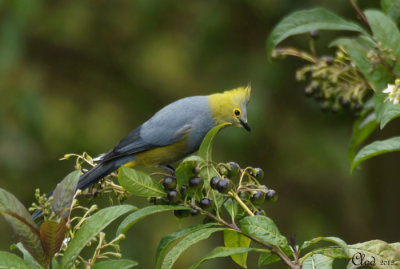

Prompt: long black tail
xmin=32 ymin=157 xmax=132 ymax=220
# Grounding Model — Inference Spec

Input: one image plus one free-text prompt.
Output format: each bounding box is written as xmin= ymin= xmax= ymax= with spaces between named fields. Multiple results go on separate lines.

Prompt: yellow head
xmin=208 ymin=85 xmax=251 ymax=131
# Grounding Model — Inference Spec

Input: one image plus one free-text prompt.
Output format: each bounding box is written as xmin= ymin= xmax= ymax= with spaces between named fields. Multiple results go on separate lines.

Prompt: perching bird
xmin=32 ymin=86 xmax=251 ymax=219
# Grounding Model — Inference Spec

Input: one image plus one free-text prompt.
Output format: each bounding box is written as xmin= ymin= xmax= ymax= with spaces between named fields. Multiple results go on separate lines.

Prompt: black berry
xmin=228 ymin=162 xmax=240 ymax=177
xmin=167 ymin=190 xmax=180 ymax=203
xmin=266 ymin=189 xmax=278 ymax=202
xmin=309 ymin=30 xmax=319 ymax=39
xmin=216 ymin=178 xmax=233 ymax=194
xmin=210 ymin=176 xmax=220 ymax=189
xmin=199 ymin=198 xmax=212 ymax=210
xmin=162 ymin=176 xmax=176 ymax=190
xmin=254 ymin=168 xmax=264 ymax=180
xmin=191 ymin=208 xmax=200 ymax=216
xmin=180 ymin=185 xmax=188 ymax=196
xmin=189 ymin=177 xmax=204 ymax=189
xmin=251 ymin=191 xmax=265 ymax=205
xmin=255 ymin=209 xmax=265 ymax=215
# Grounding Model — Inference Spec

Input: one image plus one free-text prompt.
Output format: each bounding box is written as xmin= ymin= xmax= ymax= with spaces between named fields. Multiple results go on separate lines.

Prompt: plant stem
xmin=273 ymin=47 xmax=317 ymax=63
xmin=229 ymin=191 xmax=254 ymax=216
xmin=198 ymin=202 xmax=300 ymax=269
xmin=349 ymin=0 xmax=371 ymax=31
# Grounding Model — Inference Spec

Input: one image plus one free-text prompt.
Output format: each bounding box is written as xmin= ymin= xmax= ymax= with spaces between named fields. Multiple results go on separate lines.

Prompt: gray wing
xmin=101 ymin=96 xmax=207 ymax=161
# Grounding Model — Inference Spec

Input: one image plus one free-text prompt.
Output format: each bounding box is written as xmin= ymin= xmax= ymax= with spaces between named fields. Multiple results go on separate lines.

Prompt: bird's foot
xmin=159 ymin=164 xmax=175 ymax=175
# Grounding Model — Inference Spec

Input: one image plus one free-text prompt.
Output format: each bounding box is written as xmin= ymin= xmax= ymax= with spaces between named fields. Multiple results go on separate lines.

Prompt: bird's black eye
xmin=233 ymin=108 xmax=241 ymax=116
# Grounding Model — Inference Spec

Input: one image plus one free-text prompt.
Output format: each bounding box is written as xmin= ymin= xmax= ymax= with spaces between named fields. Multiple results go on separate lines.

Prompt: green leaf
xmin=302 ymin=254 xmax=334 ymax=269
xmin=300 ymin=236 xmax=348 ymax=255
xmin=267 ymin=8 xmax=366 ymax=58
xmin=92 ymin=259 xmax=138 ymax=269
xmin=303 ymin=240 xmax=400 ymax=269
xmin=348 ymin=111 xmax=378 ymax=161
xmin=10 ymin=243 xmax=41 ymax=269
xmin=374 ymin=91 xmax=400 ymax=129
xmin=60 ymin=205 xmax=136 ymax=269
xmin=51 ymin=170 xmax=80 ymax=218
xmin=155 ymin=223 xmax=217 ymax=269
xmin=381 ymin=0 xmax=400 ymax=24
xmin=239 ymin=215 xmax=288 ymax=249
xmin=189 ymin=247 xmax=256 ymax=269
xmin=0 ymin=251 xmax=30 ymax=269
xmin=258 ymin=252 xmax=280 ymax=266
xmin=198 ymin=123 xmax=231 ymax=161
xmin=117 ymin=205 xmax=186 ymax=235
xmin=0 ymin=188 xmax=46 ymax=266
xmin=347 ymin=240 xmax=400 ymax=269
xmin=365 ymin=10 xmax=400 ymax=72
xmin=175 ymin=156 xmax=203 ymax=187
xmin=118 ymin=167 xmax=166 ymax=197
xmin=223 ymin=229 xmax=251 ymax=268
xmin=160 ymin=227 xmax=226 ymax=269
xmin=351 ymin=136 xmax=400 ymax=172
xmin=223 ymin=198 xmax=238 ymax=221
xmin=39 ymin=219 xmax=66 ymax=261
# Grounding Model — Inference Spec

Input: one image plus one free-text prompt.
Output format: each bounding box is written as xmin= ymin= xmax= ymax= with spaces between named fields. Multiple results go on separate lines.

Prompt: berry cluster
xmin=149 ymin=161 xmax=277 ymax=220
xmin=296 ymin=50 xmax=370 ymax=113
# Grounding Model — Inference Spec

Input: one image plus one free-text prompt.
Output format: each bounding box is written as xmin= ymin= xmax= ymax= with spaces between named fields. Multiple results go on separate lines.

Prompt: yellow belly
xmin=123 ymin=138 xmax=188 ymax=167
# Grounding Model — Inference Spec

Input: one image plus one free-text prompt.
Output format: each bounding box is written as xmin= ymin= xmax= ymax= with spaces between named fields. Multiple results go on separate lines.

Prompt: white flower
xmin=383 ymin=82 xmax=400 ymax=105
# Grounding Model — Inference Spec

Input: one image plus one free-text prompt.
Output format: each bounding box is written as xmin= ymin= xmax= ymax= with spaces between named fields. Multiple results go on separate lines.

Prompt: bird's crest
xmin=223 ymin=84 xmax=251 ymax=104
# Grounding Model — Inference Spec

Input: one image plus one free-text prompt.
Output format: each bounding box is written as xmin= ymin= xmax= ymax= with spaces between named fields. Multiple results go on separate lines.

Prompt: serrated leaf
xmin=10 ymin=243 xmax=41 ymax=269
xmin=365 ymin=10 xmax=400 ymax=72
xmin=0 ymin=188 xmax=46 ymax=266
xmin=223 ymin=230 xmax=251 ymax=268
xmin=302 ymin=254 xmax=334 ymax=269
xmin=160 ymin=227 xmax=226 ymax=269
xmin=175 ymin=156 xmax=203 ymax=187
xmin=198 ymin=123 xmax=231 ymax=161
xmin=118 ymin=167 xmax=166 ymax=197
xmin=0 ymin=251 xmax=30 ymax=269
xmin=351 ymin=136 xmax=400 ymax=172
xmin=155 ymin=223 xmax=216 ymax=269
xmin=300 ymin=236 xmax=348 ymax=255
xmin=92 ymin=259 xmax=138 ymax=269
xmin=258 ymin=252 xmax=280 ymax=266
xmin=267 ymin=8 xmax=366 ymax=58
xmin=117 ymin=205 xmax=186 ymax=235
xmin=51 ymin=170 xmax=80 ymax=218
xmin=189 ymin=247 xmax=256 ymax=269
xmin=39 ymin=219 xmax=66 ymax=260
xmin=239 ymin=215 xmax=288 ymax=249
xmin=381 ymin=0 xmax=400 ymax=24
xmin=60 ymin=205 xmax=136 ymax=269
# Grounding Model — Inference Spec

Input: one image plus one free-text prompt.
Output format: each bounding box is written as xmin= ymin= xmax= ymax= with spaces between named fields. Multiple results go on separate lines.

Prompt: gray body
xmin=72 ymin=96 xmax=215 ymax=191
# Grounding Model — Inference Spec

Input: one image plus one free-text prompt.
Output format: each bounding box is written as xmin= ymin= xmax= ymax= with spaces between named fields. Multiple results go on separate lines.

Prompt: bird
xmin=32 ymin=85 xmax=251 ymax=219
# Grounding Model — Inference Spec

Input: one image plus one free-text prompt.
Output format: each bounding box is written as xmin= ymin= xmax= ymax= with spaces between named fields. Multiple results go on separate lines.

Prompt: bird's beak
xmin=239 ymin=118 xmax=251 ymax=132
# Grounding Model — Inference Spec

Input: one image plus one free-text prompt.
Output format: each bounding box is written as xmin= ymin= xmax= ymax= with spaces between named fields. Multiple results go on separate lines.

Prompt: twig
xmin=349 ymin=0 xmax=371 ymax=31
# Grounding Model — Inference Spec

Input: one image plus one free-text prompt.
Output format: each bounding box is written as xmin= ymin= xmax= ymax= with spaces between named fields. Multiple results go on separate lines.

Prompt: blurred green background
xmin=1 ymin=0 xmax=399 ymax=268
